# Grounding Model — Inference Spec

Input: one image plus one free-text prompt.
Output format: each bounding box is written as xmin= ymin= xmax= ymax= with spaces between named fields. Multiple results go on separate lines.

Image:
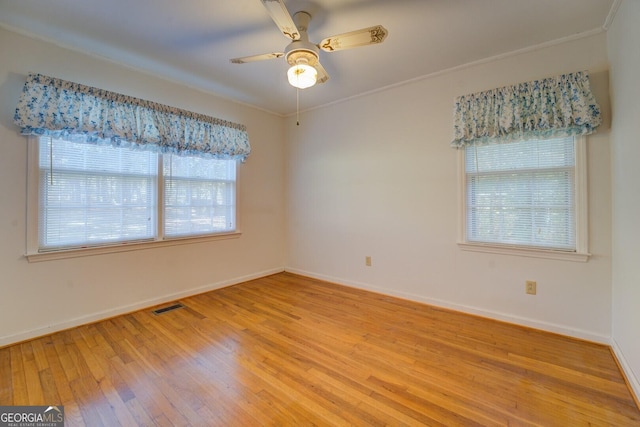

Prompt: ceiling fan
xmin=231 ymin=0 xmax=388 ymax=89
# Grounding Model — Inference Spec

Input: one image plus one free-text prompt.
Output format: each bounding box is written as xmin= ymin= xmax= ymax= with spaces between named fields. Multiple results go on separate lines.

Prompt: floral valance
xmin=451 ymin=71 xmax=601 ymax=148
xmin=14 ymin=73 xmax=251 ymax=161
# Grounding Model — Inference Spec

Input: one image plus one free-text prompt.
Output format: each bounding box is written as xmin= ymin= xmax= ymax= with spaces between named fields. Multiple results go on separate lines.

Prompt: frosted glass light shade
xmin=287 ymin=64 xmax=317 ymax=89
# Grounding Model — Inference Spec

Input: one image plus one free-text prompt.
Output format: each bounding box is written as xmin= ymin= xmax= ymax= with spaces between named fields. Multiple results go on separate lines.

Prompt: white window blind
xmin=39 ymin=137 xmax=158 ymax=250
xmin=465 ymin=136 xmax=576 ymax=250
xmin=34 ymin=136 xmax=238 ymax=253
xmin=163 ymin=155 xmax=236 ymax=237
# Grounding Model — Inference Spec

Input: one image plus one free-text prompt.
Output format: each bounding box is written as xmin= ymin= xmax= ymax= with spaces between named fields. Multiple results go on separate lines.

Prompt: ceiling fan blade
xmin=318 ymin=25 xmax=388 ymax=52
xmin=316 ymin=62 xmax=329 ymax=84
xmin=260 ymin=0 xmax=300 ymax=40
xmin=230 ymin=52 xmax=284 ymax=64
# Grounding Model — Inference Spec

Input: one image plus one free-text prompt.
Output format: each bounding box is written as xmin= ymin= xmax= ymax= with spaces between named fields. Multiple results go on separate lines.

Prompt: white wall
xmin=0 ymin=28 xmax=286 ymax=345
xmin=608 ymin=0 xmax=640 ymax=400
xmin=286 ymin=32 xmax=613 ymax=343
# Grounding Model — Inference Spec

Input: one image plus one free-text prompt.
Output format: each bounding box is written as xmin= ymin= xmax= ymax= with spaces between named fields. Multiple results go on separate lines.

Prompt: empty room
xmin=0 ymin=0 xmax=639 ymax=425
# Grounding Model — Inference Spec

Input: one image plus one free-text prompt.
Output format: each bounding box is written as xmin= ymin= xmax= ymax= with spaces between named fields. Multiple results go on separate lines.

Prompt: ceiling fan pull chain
xmin=296 ymin=87 xmax=300 ymax=126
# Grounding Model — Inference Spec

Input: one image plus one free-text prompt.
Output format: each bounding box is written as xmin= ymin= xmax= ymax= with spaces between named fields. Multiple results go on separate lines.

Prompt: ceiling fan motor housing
xmin=285 ymin=11 xmax=319 ymax=66
xmin=286 ymin=47 xmax=318 ymax=67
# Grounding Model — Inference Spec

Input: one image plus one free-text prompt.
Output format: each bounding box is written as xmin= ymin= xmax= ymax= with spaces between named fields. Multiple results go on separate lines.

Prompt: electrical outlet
xmin=526 ymin=280 xmax=537 ymax=295
xmin=365 ymin=256 xmax=372 ymax=266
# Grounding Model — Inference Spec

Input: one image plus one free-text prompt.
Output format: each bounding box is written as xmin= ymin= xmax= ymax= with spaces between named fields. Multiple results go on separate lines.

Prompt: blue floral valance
xmin=14 ymin=73 xmax=251 ymax=161
xmin=451 ymin=71 xmax=601 ymax=148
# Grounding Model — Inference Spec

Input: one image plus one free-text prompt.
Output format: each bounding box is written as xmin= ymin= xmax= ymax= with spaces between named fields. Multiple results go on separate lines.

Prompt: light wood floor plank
xmin=9 ymin=346 xmax=28 ymax=404
xmin=0 ymin=272 xmax=638 ymax=426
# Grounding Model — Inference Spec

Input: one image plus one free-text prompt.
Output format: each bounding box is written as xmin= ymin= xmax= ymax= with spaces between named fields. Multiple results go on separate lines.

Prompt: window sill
xmin=457 ymin=242 xmax=590 ymax=262
xmin=25 ymin=231 xmax=242 ymax=263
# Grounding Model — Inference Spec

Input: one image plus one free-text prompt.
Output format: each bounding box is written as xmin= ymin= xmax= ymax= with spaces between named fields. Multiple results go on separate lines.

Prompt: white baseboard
xmin=285 ymin=267 xmax=611 ymax=345
xmin=611 ymin=338 xmax=640 ymax=407
xmin=0 ymin=267 xmax=284 ymax=347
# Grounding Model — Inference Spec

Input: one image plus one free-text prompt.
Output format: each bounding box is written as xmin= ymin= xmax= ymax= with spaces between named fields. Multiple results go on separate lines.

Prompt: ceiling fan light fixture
xmin=287 ymin=62 xmax=317 ymax=89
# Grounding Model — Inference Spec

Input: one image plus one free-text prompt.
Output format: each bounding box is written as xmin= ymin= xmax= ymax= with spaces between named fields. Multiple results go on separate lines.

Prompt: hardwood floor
xmin=1 ymin=272 xmax=638 ymax=426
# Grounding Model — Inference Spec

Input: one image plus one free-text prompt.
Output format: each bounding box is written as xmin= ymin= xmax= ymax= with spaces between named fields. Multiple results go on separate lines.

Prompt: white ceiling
xmin=0 ymin=0 xmax=614 ymax=116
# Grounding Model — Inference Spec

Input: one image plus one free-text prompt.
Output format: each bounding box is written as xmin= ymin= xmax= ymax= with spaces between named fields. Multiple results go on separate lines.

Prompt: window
xmin=28 ymin=136 xmax=238 ymax=256
xmin=459 ymin=136 xmax=588 ymax=261
xmin=163 ymin=154 xmax=236 ymax=238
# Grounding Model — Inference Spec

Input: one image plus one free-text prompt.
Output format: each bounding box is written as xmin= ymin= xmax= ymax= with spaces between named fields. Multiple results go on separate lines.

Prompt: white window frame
xmin=457 ymin=136 xmax=589 ymax=262
xmin=26 ymin=137 xmax=241 ymax=262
